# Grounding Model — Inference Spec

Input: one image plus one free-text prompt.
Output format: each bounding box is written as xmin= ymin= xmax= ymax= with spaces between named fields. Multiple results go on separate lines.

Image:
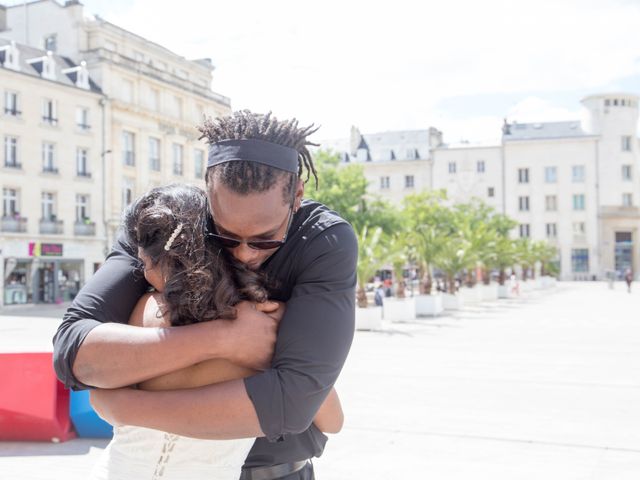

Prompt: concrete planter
xmin=383 ymin=297 xmax=415 ymax=322
xmin=480 ymin=284 xmax=499 ymax=301
xmin=497 ymin=285 xmax=513 ymax=299
xmin=442 ymin=293 xmax=463 ymax=310
xmin=414 ymin=294 xmax=444 ymax=317
xmin=541 ymin=276 xmax=557 ymax=289
xmin=459 ymin=287 xmax=483 ymax=304
xmin=355 ymin=306 xmax=383 ymax=331
xmin=520 ymin=281 xmax=534 ymax=293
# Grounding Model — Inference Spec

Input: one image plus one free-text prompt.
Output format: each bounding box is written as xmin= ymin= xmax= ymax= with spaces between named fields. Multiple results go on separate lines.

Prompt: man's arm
xmin=53 ymin=235 xmax=278 ymax=390
xmin=90 ymin=222 xmax=357 ymax=440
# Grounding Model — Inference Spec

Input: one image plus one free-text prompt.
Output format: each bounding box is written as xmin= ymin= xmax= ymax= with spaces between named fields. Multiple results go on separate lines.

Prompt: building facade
xmin=0 ymin=38 xmax=105 ymax=306
xmin=1 ymin=0 xmax=231 ymax=246
xmin=331 ymin=94 xmax=640 ymax=281
xmin=0 ymin=0 xmax=231 ymax=305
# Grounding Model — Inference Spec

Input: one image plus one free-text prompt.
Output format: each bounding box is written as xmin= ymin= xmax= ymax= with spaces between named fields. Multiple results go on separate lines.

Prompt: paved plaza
xmin=0 ymin=282 xmax=638 ymax=479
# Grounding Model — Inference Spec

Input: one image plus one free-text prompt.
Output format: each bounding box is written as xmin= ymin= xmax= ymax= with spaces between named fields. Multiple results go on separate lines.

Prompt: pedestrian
xmin=53 ymin=111 xmax=358 ymax=480
xmin=625 ymin=268 xmax=633 ymax=293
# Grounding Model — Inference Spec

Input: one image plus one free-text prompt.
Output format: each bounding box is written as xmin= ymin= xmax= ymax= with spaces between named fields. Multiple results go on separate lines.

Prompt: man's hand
xmin=218 ymin=301 xmax=280 ymax=370
xmin=256 ymin=300 xmax=286 ymax=323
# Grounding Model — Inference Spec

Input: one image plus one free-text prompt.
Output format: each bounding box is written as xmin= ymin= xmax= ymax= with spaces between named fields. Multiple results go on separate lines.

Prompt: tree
xmin=311 ymin=149 xmax=399 ymax=234
xmin=486 ymin=213 xmax=518 ymax=285
xmin=402 ymin=190 xmax=448 ymax=295
xmin=355 ymin=225 xmax=385 ymax=308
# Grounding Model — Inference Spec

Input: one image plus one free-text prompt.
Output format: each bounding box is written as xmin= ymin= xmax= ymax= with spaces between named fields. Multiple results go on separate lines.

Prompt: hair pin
xmin=164 ymin=223 xmax=183 ymax=251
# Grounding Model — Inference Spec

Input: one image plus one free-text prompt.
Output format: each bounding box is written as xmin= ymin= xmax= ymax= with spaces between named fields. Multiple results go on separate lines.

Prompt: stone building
xmin=329 ymin=94 xmax=640 ymax=281
xmin=0 ymin=0 xmax=231 ymax=305
xmin=0 ymin=38 xmax=104 ymax=306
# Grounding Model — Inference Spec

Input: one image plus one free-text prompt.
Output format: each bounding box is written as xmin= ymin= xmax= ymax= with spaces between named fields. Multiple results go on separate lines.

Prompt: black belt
xmin=240 ymin=460 xmax=311 ymax=480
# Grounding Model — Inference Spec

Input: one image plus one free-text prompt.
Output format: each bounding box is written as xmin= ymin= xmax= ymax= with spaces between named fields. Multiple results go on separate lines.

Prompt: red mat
xmin=0 ymin=352 xmax=75 ymax=442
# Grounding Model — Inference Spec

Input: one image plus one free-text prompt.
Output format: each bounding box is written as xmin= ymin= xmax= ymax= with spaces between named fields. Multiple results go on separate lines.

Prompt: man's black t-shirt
xmin=52 ymin=199 xmax=357 ymax=467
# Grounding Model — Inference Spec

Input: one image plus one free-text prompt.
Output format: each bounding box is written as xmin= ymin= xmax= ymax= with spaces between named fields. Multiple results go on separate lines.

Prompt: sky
xmin=9 ymin=0 xmax=640 ymax=144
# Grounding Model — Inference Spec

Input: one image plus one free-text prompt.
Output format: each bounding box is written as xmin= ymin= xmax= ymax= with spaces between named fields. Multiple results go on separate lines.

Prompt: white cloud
xmin=82 ymin=0 xmax=640 ymax=140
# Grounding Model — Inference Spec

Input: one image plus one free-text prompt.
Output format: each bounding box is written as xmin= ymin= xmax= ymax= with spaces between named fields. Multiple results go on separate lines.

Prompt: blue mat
xmin=69 ymin=390 xmax=113 ymax=438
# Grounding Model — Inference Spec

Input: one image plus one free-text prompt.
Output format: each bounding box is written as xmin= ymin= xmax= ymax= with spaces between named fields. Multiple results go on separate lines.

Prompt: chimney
xmin=0 ymin=5 xmax=7 ymax=32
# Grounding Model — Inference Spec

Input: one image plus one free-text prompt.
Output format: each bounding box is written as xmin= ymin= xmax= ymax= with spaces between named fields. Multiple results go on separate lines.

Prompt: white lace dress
xmin=89 ymin=425 xmax=254 ymax=480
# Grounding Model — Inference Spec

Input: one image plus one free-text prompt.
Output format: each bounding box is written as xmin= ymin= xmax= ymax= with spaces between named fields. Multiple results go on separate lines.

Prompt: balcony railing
xmin=39 ymin=218 xmax=64 ymax=234
xmin=42 ymin=116 xmax=59 ymax=126
xmin=77 ymin=171 xmax=92 ymax=178
xmin=4 ymin=108 xmax=21 ymax=117
xmin=76 ymin=123 xmax=91 ymax=131
xmin=74 ymin=221 xmax=96 ymax=236
xmin=1 ymin=216 xmax=28 ymax=233
xmin=42 ymin=166 xmax=59 ymax=174
xmin=3 ymin=161 xmax=22 ymax=169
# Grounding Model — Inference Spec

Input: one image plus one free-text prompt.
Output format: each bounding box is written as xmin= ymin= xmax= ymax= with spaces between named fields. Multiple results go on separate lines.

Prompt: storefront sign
xmin=29 ymin=242 xmax=63 ymax=257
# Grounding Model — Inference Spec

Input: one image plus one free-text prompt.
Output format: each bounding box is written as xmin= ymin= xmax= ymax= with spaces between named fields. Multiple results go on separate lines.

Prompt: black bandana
xmin=207 ymin=139 xmax=298 ymax=173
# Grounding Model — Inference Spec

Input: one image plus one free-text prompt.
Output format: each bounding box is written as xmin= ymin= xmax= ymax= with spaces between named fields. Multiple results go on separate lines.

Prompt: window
xmin=42 ymin=142 xmax=57 ymax=173
xmin=172 ymin=143 xmax=183 ymax=175
xmin=623 ymin=193 xmax=633 ymax=207
xmin=4 ymin=136 xmax=19 ymax=168
xmin=544 ymin=166 xmax=557 ymax=183
xmin=4 ymin=91 xmax=19 ymax=116
xmin=173 ymin=96 xmax=183 ymax=119
xmin=149 ymin=137 xmax=161 ymax=171
xmin=622 ymin=165 xmax=632 ymax=181
xmin=571 ymin=248 xmax=589 ymax=273
xmin=546 ymin=223 xmax=557 ymax=239
xmin=149 ymin=88 xmax=160 ymax=111
xmin=605 ymin=99 xmax=611 ymax=107
xmin=477 ymin=160 xmax=485 ymax=173
xmin=44 ymin=34 xmax=57 ymax=52
xmin=572 ymin=165 xmax=585 ymax=183
xmin=121 ymin=79 xmax=134 ymax=103
xmin=518 ymin=168 xmax=529 ymax=183
xmin=2 ymin=188 xmax=18 ymax=217
xmin=76 ymin=148 xmax=90 ymax=177
xmin=41 ymin=192 xmax=55 ymax=220
xmin=404 ymin=175 xmax=415 ymax=188
xmin=122 ymin=179 xmax=134 ymax=208
xmin=518 ymin=196 xmax=530 ymax=212
xmin=76 ymin=194 xmax=90 ymax=221
xmin=487 ymin=187 xmax=495 ymax=198
xmin=519 ymin=224 xmax=530 ymax=238
xmin=545 ymin=195 xmax=557 ymax=212
xmin=194 ymin=149 xmax=205 ymax=179
xmin=622 ymin=136 xmax=632 ymax=152
xmin=76 ymin=107 xmax=90 ymax=130
xmin=122 ymin=131 xmax=135 ymax=166
xmin=573 ymin=222 xmax=586 ymax=236
xmin=42 ymin=99 xmax=57 ymax=125
xmin=573 ymin=194 xmax=585 ymax=211
xmin=380 ymin=176 xmax=390 ymax=189
xmin=448 ymin=162 xmax=456 ymax=174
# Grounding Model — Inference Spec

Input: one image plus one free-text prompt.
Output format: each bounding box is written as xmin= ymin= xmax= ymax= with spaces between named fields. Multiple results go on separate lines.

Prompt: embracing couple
xmin=52 ymin=111 xmax=358 ymax=480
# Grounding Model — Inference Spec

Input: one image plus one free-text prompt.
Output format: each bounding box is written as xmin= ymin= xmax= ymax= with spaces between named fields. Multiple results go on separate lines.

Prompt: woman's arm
xmin=129 ymin=294 xmax=257 ymax=391
xmin=128 ymin=294 xmax=345 ymax=434
xmin=313 ymin=388 xmax=343 ymax=434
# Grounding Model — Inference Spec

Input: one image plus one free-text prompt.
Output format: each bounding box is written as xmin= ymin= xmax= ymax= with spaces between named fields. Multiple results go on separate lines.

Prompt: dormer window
xmin=0 ymin=41 xmax=20 ymax=71
xmin=44 ymin=35 xmax=57 ymax=53
xmin=76 ymin=61 xmax=90 ymax=89
xmin=42 ymin=52 xmax=56 ymax=81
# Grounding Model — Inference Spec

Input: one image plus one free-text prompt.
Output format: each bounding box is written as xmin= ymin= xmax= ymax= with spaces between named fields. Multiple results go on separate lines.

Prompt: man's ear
xmin=294 ymin=178 xmax=304 ymax=212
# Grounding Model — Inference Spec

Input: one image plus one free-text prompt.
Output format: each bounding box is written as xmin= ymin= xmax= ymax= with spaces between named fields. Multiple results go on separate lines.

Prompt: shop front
xmin=3 ymin=242 xmax=85 ymax=305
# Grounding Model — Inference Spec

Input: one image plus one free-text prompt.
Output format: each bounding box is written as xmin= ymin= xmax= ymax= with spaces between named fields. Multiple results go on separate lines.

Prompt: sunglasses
xmin=206 ymin=197 xmax=296 ymax=251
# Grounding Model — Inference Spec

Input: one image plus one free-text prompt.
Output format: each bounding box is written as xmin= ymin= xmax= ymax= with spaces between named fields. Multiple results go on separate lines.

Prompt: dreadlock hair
xmin=197 ymin=110 xmax=320 ymax=203
xmin=123 ymin=184 xmax=267 ymax=326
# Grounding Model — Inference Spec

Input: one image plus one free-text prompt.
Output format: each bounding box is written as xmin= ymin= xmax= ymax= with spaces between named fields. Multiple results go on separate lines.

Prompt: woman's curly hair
xmin=123 ymin=184 xmax=266 ymax=326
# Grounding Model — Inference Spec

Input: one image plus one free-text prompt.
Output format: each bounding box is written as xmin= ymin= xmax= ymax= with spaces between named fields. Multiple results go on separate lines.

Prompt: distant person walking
xmin=625 ymin=269 xmax=633 ymax=293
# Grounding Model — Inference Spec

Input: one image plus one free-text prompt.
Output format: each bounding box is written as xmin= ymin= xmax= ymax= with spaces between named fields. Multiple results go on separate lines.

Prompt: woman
xmin=89 ymin=184 xmax=343 ymax=480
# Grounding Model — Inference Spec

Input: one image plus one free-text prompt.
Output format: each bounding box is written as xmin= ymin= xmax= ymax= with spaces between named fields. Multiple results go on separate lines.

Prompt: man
xmin=53 ymin=110 xmax=358 ymax=480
